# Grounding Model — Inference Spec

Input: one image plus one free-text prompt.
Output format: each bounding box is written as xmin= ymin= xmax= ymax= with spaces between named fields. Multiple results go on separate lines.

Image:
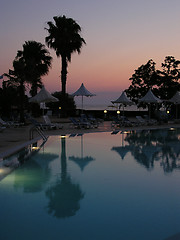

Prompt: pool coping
xmin=0 ymin=136 xmax=43 ymax=159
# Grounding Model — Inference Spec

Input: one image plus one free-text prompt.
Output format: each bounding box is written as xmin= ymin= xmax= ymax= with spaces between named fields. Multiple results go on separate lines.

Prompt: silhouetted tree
xmin=126 ymin=56 xmax=180 ymax=103
xmin=126 ymin=59 xmax=158 ymax=104
xmin=16 ymin=40 xmax=52 ymax=96
xmin=0 ymin=83 xmax=20 ymax=119
xmin=5 ymin=41 xmax=52 ymax=119
xmin=5 ymin=59 xmax=27 ymax=122
xmin=45 ymin=15 xmax=86 ymax=115
xmin=156 ymin=56 xmax=180 ymax=100
xmin=47 ymin=91 xmax=76 ymax=116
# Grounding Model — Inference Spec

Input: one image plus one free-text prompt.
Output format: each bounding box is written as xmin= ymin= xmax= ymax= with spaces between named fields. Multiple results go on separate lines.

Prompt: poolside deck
xmin=0 ymin=117 xmax=180 ymax=158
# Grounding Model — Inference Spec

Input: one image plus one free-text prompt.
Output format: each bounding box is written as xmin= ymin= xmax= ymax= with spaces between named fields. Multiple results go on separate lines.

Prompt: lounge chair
xmin=69 ymin=117 xmax=91 ymax=129
xmin=69 ymin=117 xmax=82 ymax=129
xmin=78 ymin=117 xmax=92 ymax=128
xmin=143 ymin=115 xmax=158 ymax=125
xmin=43 ymin=115 xmax=63 ymax=129
xmin=120 ymin=116 xmax=135 ymax=127
xmin=0 ymin=117 xmax=20 ymax=128
xmin=135 ymin=116 xmax=148 ymax=125
xmin=111 ymin=116 xmax=135 ymax=128
xmin=25 ymin=115 xmax=50 ymax=130
xmin=79 ymin=115 xmax=97 ymax=128
xmin=136 ymin=115 xmax=157 ymax=126
xmin=86 ymin=115 xmax=99 ymax=128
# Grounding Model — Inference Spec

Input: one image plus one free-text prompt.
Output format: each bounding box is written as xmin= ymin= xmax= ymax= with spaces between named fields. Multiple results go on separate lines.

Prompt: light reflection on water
xmin=0 ymin=129 xmax=180 ymax=240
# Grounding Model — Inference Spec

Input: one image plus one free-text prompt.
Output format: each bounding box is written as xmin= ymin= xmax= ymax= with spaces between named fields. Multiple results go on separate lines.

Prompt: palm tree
xmin=4 ymin=58 xmax=27 ymax=122
xmin=16 ymin=41 xmax=52 ymax=96
xmin=5 ymin=41 xmax=52 ymax=120
xmin=45 ymin=15 xmax=86 ymax=97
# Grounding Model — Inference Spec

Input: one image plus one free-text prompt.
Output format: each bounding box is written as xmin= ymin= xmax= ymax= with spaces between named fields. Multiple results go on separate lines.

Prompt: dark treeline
xmin=126 ymin=56 xmax=180 ymax=103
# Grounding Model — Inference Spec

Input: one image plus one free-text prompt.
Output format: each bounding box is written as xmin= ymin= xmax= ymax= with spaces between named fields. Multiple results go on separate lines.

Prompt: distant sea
xmin=73 ymin=91 xmax=147 ymax=112
xmin=76 ymin=103 xmax=147 ymax=112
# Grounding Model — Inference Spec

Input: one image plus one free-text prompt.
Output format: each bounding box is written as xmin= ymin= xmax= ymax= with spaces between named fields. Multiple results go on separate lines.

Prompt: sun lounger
xmin=43 ymin=115 xmax=63 ymax=129
xmin=111 ymin=116 xmax=136 ymax=128
xmin=136 ymin=116 xmax=148 ymax=125
xmin=69 ymin=117 xmax=82 ymax=129
xmin=143 ymin=115 xmax=158 ymax=125
xmin=79 ymin=115 xmax=97 ymax=128
xmin=69 ymin=117 xmax=91 ymax=129
xmin=78 ymin=117 xmax=92 ymax=128
xmin=136 ymin=115 xmax=157 ymax=126
xmin=0 ymin=117 xmax=21 ymax=128
xmin=25 ymin=115 xmax=50 ymax=130
xmin=87 ymin=114 xmax=100 ymax=126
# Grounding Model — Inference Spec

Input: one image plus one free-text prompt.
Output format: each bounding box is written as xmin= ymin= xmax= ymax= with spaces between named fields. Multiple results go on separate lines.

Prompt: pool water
xmin=0 ymin=129 xmax=180 ymax=240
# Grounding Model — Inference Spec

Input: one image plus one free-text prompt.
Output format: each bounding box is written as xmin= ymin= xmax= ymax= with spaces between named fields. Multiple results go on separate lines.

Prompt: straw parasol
xmin=29 ymin=86 xmax=58 ymax=114
xmin=111 ymin=91 xmax=134 ymax=116
xmin=168 ymin=91 xmax=180 ymax=119
xmin=71 ymin=83 xmax=95 ymax=113
xmin=139 ymin=89 xmax=162 ymax=118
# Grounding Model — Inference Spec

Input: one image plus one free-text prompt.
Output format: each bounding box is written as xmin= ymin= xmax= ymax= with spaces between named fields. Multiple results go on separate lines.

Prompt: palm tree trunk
xmin=61 ymin=55 xmax=67 ymax=96
xmin=61 ymin=55 xmax=67 ymax=116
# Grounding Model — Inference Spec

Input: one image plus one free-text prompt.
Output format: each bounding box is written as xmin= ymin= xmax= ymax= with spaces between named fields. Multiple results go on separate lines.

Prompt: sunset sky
xmin=1 ymin=0 xmax=180 ymax=108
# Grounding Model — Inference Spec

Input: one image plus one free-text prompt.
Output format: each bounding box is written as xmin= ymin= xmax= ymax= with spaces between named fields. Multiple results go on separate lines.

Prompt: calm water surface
xmin=0 ymin=129 xmax=180 ymax=240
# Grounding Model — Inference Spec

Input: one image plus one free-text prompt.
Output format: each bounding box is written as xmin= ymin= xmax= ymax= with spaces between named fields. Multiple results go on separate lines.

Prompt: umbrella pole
xmin=81 ymin=135 xmax=83 ymax=158
xmin=82 ymin=95 xmax=83 ymax=114
xmin=176 ymin=104 xmax=178 ymax=119
xmin=149 ymin=104 xmax=151 ymax=119
xmin=121 ymin=132 xmax=124 ymax=146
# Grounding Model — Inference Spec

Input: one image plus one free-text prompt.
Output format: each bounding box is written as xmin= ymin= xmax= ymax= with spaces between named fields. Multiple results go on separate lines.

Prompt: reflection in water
xmin=112 ymin=145 xmax=132 ymax=160
xmin=112 ymin=128 xmax=180 ymax=173
xmin=112 ymin=132 xmax=133 ymax=160
xmin=69 ymin=134 xmax=95 ymax=171
xmin=45 ymin=137 xmax=84 ymax=218
xmin=13 ymin=152 xmax=58 ymax=192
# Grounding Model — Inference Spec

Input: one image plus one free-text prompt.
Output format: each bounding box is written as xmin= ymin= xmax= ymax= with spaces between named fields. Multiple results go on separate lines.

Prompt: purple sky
xmin=1 ymin=0 xmax=180 ymax=109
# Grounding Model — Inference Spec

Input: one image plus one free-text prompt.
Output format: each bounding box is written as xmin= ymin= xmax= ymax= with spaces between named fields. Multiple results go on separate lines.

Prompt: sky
xmin=1 ymin=0 xmax=180 ymax=109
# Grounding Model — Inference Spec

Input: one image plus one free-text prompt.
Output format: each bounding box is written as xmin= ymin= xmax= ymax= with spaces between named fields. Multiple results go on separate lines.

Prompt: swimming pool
xmin=0 ymin=128 xmax=180 ymax=240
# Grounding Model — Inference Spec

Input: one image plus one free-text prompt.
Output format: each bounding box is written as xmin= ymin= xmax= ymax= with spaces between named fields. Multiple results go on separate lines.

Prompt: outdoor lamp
xmin=167 ymin=110 xmax=170 ymax=114
xmin=31 ymin=146 xmax=40 ymax=150
xmin=104 ymin=110 xmax=107 ymax=120
xmin=59 ymin=107 xmax=61 ymax=110
xmin=117 ymin=110 xmax=120 ymax=119
xmin=31 ymin=142 xmax=39 ymax=151
xmin=60 ymin=135 xmax=66 ymax=138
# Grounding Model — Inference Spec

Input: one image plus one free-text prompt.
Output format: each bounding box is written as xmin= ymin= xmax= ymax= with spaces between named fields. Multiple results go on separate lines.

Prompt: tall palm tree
xmin=45 ymin=15 xmax=86 ymax=97
xmin=16 ymin=40 xmax=52 ymax=96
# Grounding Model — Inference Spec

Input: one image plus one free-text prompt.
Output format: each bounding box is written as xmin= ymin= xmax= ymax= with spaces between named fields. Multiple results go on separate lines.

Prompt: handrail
xmin=29 ymin=126 xmax=48 ymax=141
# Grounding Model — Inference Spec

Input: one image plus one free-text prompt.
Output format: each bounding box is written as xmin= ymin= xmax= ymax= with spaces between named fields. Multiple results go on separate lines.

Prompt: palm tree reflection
xmin=45 ymin=137 xmax=84 ymax=218
xmin=112 ymin=128 xmax=180 ymax=173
